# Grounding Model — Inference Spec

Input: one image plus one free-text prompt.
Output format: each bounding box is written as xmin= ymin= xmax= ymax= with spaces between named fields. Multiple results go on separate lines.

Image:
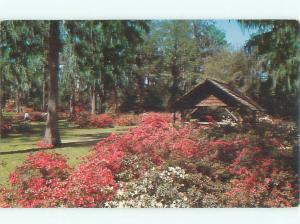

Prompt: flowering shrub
xmin=74 ymin=105 xmax=85 ymax=113
xmin=72 ymin=111 xmax=90 ymax=127
xmin=4 ymin=100 xmax=15 ymax=112
xmin=22 ymin=107 xmax=34 ymax=113
xmin=140 ymin=112 xmax=172 ymax=126
xmin=106 ymin=167 xmax=227 ymax=208
xmin=106 ymin=166 xmax=190 ymax=208
xmin=9 ymin=152 xmax=71 ymax=207
xmin=107 ymin=113 xmax=199 ymax=166
xmin=1 ymin=113 xmax=298 ymax=208
xmin=0 ymin=117 xmax=12 ymax=137
xmin=192 ymin=132 xmax=298 ymax=207
xmin=114 ymin=114 xmax=140 ymax=126
xmin=90 ymin=114 xmax=114 ymax=128
xmin=29 ymin=112 xmax=46 ymax=122
xmin=71 ymin=112 xmax=114 ymax=128
xmin=59 ymin=111 xmax=70 ymax=120
xmin=4 ymin=151 xmax=119 ymax=208
xmin=223 ymin=137 xmax=299 ymax=207
xmin=65 ymin=163 xmax=117 ymax=207
xmin=0 ymin=187 xmax=14 ymax=208
xmin=36 ymin=140 xmax=55 ymax=149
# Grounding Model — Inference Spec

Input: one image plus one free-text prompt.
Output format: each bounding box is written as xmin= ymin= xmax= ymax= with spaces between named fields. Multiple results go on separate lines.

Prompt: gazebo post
xmin=252 ymin=110 xmax=257 ymax=125
xmin=173 ymin=110 xmax=176 ymax=124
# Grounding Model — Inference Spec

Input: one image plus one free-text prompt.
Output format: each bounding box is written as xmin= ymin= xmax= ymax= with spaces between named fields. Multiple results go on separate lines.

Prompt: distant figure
xmin=24 ymin=112 xmax=30 ymax=121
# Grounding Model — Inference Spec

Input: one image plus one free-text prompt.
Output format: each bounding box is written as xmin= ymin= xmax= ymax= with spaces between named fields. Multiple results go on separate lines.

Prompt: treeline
xmin=0 ymin=20 xmax=299 ymax=117
xmin=0 ymin=20 xmax=228 ymax=115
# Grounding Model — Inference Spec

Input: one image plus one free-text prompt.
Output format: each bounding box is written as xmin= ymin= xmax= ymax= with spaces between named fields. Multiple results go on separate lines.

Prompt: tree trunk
xmin=135 ymin=73 xmax=144 ymax=113
xmin=0 ymin=64 xmax=2 ymax=139
xmin=97 ymin=93 xmax=102 ymax=113
xmin=113 ymin=87 xmax=119 ymax=114
xmin=91 ymin=81 xmax=96 ymax=115
xmin=0 ymin=21 xmax=3 ymax=138
xmin=42 ymin=79 xmax=47 ymax=111
xmin=69 ymin=92 xmax=75 ymax=115
xmin=44 ymin=21 xmax=61 ymax=147
xmin=15 ymin=89 xmax=21 ymax=113
xmin=0 ymin=76 xmax=2 ymax=138
xmin=167 ymin=64 xmax=181 ymax=111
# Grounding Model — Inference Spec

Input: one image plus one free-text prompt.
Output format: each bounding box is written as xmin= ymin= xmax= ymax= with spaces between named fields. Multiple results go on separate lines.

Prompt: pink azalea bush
xmin=0 ymin=113 xmax=298 ymax=207
xmin=29 ymin=112 xmax=45 ymax=122
xmin=36 ymin=140 xmax=55 ymax=149
xmin=90 ymin=114 xmax=114 ymax=128
xmin=4 ymin=100 xmax=15 ymax=112
xmin=71 ymin=112 xmax=114 ymax=128
xmin=113 ymin=114 xmax=140 ymax=126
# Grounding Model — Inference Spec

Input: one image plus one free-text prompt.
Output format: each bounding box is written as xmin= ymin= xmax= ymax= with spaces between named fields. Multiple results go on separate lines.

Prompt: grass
xmin=0 ymin=120 xmax=132 ymax=187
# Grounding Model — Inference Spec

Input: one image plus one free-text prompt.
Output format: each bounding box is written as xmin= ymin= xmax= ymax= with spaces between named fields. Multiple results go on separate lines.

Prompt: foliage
xmin=4 ymin=100 xmax=15 ymax=112
xmin=0 ymin=117 xmax=12 ymax=137
xmin=29 ymin=112 xmax=46 ymax=122
xmin=36 ymin=140 xmax=55 ymax=149
xmin=114 ymin=114 xmax=140 ymax=126
xmin=8 ymin=152 xmax=70 ymax=207
xmin=71 ymin=112 xmax=114 ymax=128
xmin=14 ymin=121 xmax=32 ymax=132
xmin=90 ymin=114 xmax=114 ymax=128
xmin=106 ymin=166 xmax=227 ymax=208
xmin=0 ymin=114 xmax=298 ymax=208
xmin=239 ymin=20 xmax=300 ymax=116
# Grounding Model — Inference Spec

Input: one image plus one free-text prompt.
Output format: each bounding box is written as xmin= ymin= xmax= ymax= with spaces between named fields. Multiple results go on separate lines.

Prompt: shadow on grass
xmin=0 ymin=139 xmax=99 ymax=155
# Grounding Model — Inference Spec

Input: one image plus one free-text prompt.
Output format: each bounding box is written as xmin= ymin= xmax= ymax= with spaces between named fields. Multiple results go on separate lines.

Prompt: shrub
xmin=59 ymin=111 xmax=70 ymax=120
xmin=36 ymin=140 xmax=55 ymax=149
xmin=4 ymin=150 xmax=119 ymax=208
xmin=223 ymin=137 xmax=299 ymax=207
xmin=106 ymin=166 xmax=228 ymax=208
xmin=22 ymin=107 xmax=34 ymax=113
xmin=65 ymin=163 xmax=117 ymax=207
xmin=90 ymin=114 xmax=114 ymax=128
xmin=72 ymin=111 xmax=90 ymax=127
xmin=29 ymin=112 xmax=46 ymax=122
xmin=1 ymin=113 xmax=298 ymax=208
xmin=14 ymin=121 xmax=31 ymax=132
xmin=140 ymin=112 xmax=173 ymax=126
xmin=4 ymin=100 xmax=15 ymax=112
xmin=0 ymin=187 xmax=14 ymax=208
xmin=0 ymin=117 xmax=12 ymax=137
xmin=9 ymin=152 xmax=71 ymax=207
xmin=74 ymin=105 xmax=85 ymax=113
xmin=101 ymin=113 xmax=200 ymax=166
xmin=13 ymin=113 xmax=25 ymax=123
xmin=71 ymin=112 xmax=114 ymax=128
xmin=114 ymin=114 xmax=139 ymax=126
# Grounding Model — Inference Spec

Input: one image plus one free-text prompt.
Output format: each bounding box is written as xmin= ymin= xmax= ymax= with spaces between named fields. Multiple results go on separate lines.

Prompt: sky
xmin=214 ymin=20 xmax=254 ymax=50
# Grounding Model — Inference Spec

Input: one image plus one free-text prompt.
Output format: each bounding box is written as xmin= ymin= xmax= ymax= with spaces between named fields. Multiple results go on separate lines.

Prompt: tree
xmin=44 ymin=21 xmax=61 ymax=147
xmin=154 ymin=21 xmax=195 ymax=110
xmin=0 ymin=21 xmax=48 ymax=112
xmin=145 ymin=20 xmax=227 ymax=111
xmin=0 ymin=21 xmax=3 ymax=137
xmin=239 ymin=20 xmax=300 ymax=116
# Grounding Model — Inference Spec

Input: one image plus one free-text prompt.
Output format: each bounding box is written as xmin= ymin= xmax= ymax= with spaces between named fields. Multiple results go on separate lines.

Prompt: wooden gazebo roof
xmin=173 ymin=79 xmax=264 ymax=111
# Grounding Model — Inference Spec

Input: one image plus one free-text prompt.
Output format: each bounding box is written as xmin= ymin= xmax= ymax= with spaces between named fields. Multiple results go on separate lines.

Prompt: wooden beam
xmin=224 ymin=108 xmax=239 ymax=122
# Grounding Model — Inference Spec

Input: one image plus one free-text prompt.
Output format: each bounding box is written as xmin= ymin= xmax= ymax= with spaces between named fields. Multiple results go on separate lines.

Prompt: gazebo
xmin=172 ymin=79 xmax=264 ymax=123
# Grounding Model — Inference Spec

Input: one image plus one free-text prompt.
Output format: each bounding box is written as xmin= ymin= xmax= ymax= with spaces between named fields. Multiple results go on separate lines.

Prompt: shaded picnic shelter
xmin=172 ymin=79 xmax=264 ymax=123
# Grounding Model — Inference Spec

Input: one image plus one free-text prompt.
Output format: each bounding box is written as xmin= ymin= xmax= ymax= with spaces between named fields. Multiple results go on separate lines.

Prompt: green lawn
xmin=0 ymin=120 xmax=132 ymax=187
